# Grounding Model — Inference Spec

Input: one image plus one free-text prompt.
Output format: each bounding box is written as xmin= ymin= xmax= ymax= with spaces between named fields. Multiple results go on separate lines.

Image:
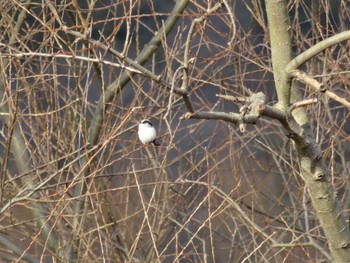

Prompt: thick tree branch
xmin=289 ymin=70 xmax=350 ymax=109
xmin=265 ymin=1 xmax=350 ymax=262
xmin=183 ymin=92 xmax=285 ymax=126
xmin=286 ymin=30 xmax=350 ymax=73
xmin=264 ymin=0 xmax=293 ymax=107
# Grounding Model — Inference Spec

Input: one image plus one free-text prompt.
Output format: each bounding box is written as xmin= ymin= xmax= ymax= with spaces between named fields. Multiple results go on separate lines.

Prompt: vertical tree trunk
xmin=265 ymin=0 xmax=350 ymax=262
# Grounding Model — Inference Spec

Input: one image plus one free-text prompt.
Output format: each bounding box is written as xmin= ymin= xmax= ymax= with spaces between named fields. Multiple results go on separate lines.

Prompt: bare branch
xmin=286 ymin=30 xmax=350 ymax=73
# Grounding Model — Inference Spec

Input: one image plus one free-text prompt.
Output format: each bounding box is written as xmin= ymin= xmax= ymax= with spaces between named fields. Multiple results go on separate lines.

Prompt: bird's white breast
xmin=138 ymin=124 xmax=157 ymax=144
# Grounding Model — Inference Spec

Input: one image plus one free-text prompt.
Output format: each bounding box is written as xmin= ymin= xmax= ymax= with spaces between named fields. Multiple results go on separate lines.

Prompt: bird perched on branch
xmin=138 ymin=119 xmax=160 ymax=146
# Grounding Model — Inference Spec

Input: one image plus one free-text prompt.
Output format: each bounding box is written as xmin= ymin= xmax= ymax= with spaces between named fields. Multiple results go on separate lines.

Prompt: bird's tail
xmin=152 ymin=140 xmax=160 ymax=146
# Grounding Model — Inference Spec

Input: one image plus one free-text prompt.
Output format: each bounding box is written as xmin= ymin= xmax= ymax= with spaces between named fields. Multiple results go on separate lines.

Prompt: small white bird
xmin=138 ymin=119 xmax=160 ymax=146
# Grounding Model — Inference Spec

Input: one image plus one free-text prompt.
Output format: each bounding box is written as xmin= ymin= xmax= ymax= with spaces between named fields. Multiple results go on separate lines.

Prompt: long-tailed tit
xmin=138 ymin=119 xmax=160 ymax=146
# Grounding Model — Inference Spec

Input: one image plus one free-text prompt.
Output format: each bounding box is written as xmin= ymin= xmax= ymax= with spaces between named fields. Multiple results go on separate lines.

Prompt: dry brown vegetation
xmin=1 ymin=0 xmax=350 ymax=262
